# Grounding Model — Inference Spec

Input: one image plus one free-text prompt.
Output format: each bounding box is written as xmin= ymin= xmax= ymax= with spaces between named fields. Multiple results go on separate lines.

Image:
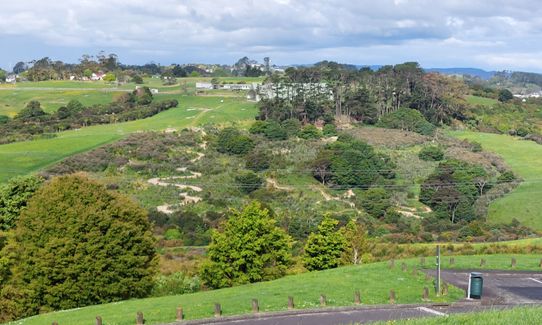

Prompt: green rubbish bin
xmin=469 ymin=272 xmax=483 ymax=299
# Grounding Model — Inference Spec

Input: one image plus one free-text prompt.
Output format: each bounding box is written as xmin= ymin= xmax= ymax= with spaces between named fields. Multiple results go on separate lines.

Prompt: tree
xmin=103 ymin=73 xmax=116 ymax=82
xmin=355 ymin=188 xmax=392 ymax=218
xmin=418 ymin=146 xmax=444 ymax=161
xmin=12 ymin=62 xmax=27 ymax=74
xmin=132 ymin=75 xmax=144 ymax=84
xmin=0 ymin=115 xmax=9 ymax=124
xmin=340 ymin=220 xmax=369 ymax=265
xmin=298 ymin=124 xmax=321 ymax=139
xmin=498 ymin=89 xmax=514 ymax=102
xmin=200 ymin=202 xmax=292 ymax=288
xmin=83 ymin=68 xmax=93 ymax=78
xmin=0 ymin=69 xmax=6 ymax=82
xmin=0 ymin=175 xmax=157 ymax=320
xmin=0 ymin=175 xmax=44 ymax=231
xmin=303 ymin=216 xmax=346 ymax=271
xmin=15 ymin=101 xmax=47 ymax=120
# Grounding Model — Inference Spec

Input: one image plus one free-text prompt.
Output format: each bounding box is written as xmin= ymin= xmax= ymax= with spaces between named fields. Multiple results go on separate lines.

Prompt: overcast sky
xmin=1 ymin=0 xmax=542 ymax=71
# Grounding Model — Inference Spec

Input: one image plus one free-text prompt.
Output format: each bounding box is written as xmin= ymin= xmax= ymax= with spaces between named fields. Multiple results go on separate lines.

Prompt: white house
xmin=5 ymin=74 xmax=17 ymax=83
xmin=195 ymin=82 xmax=213 ymax=90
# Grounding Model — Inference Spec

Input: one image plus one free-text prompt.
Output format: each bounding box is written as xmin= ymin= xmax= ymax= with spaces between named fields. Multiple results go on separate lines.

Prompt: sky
xmin=1 ymin=0 xmax=542 ymax=72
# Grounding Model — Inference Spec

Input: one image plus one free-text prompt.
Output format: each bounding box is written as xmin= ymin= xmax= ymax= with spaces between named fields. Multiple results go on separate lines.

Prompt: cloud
xmin=0 ymin=0 xmax=542 ymax=71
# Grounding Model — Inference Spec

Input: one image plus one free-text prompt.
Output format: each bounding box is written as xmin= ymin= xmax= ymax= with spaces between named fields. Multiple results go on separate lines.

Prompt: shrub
xmin=298 ymin=124 xmax=322 ymax=139
xmin=281 ymin=118 xmax=302 ymax=136
xmin=0 ymin=115 xmax=9 ymax=124
xmin=164 ymin=228 xmax=183 ymax=240
xmin=323 ymin=124 xmax=338 ymax=136
xmin=0 ymin=175 xmax=44 ymax=231
xmin=132 ymin=75 xmax=144 ymax=84
xmin=245 ymin=150 xmax=271 ymax=171
xmin=377 ymin=108 xmax=436 ymax=135
xmin=216 ymin=127 xmax=254 ymax=155
xmin=418 ymin=146 xmax=444 ymax=161
xmin=151 ymin=272 xmax=201 ymax=297
xmin=0 ymin=175 xmax=157 ymax=320
xmin=235 ymin=171 xmax=264 ymax=194
xmin=355 ymin=188 xmax=392 ymax=218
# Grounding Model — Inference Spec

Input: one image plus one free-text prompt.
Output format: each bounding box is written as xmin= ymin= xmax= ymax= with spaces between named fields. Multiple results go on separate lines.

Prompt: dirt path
xmin=312 ymin=185 xmax=355 ymax=208
xmin=266 ymin=178 xmax=294 ymax=191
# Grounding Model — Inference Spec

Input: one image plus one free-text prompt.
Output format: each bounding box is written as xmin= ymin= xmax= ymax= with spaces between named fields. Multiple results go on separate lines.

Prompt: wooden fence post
xmin=420 ymin=257 xmax=426 ymax=266
xmin=320 ymin=294 xmax=327 ymax=307
xmin=252 ymin=299 xmax=259 ymax=314
xmin=389 ymin=259 xmax=395 ymax=268
xmin=52 ymin=322 xmax=58 ymax=325
xmin=354 ymin=290 xmax=361 ymax=305
xmin=176 ymin=307 xmax=183 ymax=321
xmin=288 ymin=296 xmax=295 ymax=310
xmin=480 ymin=258 xmax=486 ymax=267
xmin=423 ymin=287 xmax=429 ymax=301
xmin=511 ymin=257 xmax=517 ymax=268
xmin=96 ymin=316 xmax=102 ymax=325
xmin=214 ymin=303 xmax=222 ymax=318
xmin=449 ymin=257 xmax=455 ymax=265
xmin=389 ymin=290 xmax=396 ymax=304
xmin=401 ymin=262 xmax=407 ymax=272
xmin=136 ymin=312 xmax=144 ymax=325
xmin=412 ymin=267 xmax=418 ymax=276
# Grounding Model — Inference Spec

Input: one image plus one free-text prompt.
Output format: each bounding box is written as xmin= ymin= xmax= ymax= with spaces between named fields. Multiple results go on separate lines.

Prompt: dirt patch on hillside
xmin=346 ymin=127 xmax=429 ymax=148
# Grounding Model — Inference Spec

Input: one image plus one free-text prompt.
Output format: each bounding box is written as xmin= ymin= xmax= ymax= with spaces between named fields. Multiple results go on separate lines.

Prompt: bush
xmin=323 ymin=124 xmax=338 ymax=136
xmin=355 ymin=188 xmax=392 ymax=218
xmin=151 ymin=272 xmax=201 ymax=297
xmin=0 ymin=175 xmax=157 ymax=320
xmin=164 ymin=228 xmax=182 ymax=240
xmin=0 ymin=175 xmax=44 ymax=231
xmin=281 ymin=118 xmax=302 ymax=136
xmin=132 ymin=75 xmax=144 ymax=84
xmin=377 ymin=108 xmax=436 ymax=135
xmin=303 ymin=216 xmax=346 ymax=271
xmin=245 ymin=150 xmax=271 ymax=171
xmin=235 ymin=171 xmax=264 ymax=194
xmin=216 ymin=127 xmax=254 ymax=155
xmin=418 ymin=146 xmax=444 ymax=161
xmin=298 ymin=124 xmax=321 ymax=139
xmin=0 ymin=115 xmax=9 ymax=124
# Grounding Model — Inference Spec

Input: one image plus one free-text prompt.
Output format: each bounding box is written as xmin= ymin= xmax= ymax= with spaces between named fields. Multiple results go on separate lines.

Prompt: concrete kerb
xmin=162 ymin=302 xmax=460 ymax=325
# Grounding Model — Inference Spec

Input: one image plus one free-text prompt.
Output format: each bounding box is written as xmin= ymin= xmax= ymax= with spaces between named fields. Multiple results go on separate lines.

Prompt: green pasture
xmin=466 ymin=95 xmax=498 ymax=107
xmin=449 ymin=131 xmax=542 ymax=229
xmin=0 ymin=96 xmax=257 ymax=182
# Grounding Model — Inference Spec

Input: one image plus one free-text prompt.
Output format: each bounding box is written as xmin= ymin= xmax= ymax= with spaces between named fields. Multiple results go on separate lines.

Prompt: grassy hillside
xmin=450 ymin=131 xmax=542 ymax=229
xmin=466 ymin=95 xmax=498 ymax=106
xmin=10 ymin=254 xmax=542 ymax=325
xmin=7 ymin=259 xmax=462 ymax=325
xmin=0 ymin=96 xmax=257 ymax=182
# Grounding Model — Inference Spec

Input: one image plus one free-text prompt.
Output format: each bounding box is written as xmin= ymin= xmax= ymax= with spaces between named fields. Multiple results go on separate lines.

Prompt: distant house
xmin=91 ymin=72 xmax=106 ymax=81
xmin=196 ymin=82 xmax=213 ymax=90
xmin=150 ymin=88 xmax=159 ymax=94
xmin=5 ymin=74 xmax=17 ymax=83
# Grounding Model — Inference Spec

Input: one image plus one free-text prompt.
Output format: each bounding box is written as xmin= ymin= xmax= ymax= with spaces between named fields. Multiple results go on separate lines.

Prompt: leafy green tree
xmin=377 ymin=108 xmax=436 ymax=135
xmin=83 ymin=68 xmax=93 ymax=78
xmin=340 ymin=220 xmax=369 ymax=265
xmin=0 ymin=115 xmax=9 ymax=124
xmin=355 ymin=188 xmax=392 ymax=218
xmin=0 ymin=175 xmax=157 ymax=320
xmin=245 ymin=150 xmax=271 ymax=171
xmin=498 ymin=89 xmax=514 ymax=102
xmin=200 ymin=202 xmax=292 ymax=288
xmin=0 ymin=175 xmax=44 ymax=231
xmin=235 ymin=171 xmax=264 ymax=194
xmin=103 ymin=73 xmax=116 ymax=82
xmin=0 ymin=69 xmax=6 ymax=82
xmin=281 ymin=118 xmax=302 ymax=136
xmin=303 ymin=216 xmax=346 ymax=271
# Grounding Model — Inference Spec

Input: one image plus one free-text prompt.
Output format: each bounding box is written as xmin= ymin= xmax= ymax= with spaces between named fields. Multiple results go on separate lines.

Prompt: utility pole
xmin=436 ymin=245 xmax=441 ymax=296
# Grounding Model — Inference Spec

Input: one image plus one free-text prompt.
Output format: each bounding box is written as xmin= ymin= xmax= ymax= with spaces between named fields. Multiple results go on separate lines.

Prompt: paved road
xmin=167 ymin=269 xmax=542 ymax=325
xmin=427 ymin=269 xmax=542 ymax=304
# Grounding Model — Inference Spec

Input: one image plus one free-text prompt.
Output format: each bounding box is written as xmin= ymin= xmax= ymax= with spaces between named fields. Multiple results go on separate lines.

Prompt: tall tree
xmin=303 ymin=216 xmax=346 ymax=271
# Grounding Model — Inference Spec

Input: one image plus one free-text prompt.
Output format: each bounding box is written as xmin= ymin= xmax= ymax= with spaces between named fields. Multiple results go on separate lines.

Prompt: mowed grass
xmin=449 ymin=131 xmax=542 ymax=229
xmin=379 ymin=306 xmax=542 ymax=325
xmin=466 ymin=95 xmax=498 ymax=107
xmin=0 ymin=96 xmax=257 ymax=182
xmin=8 ymin=261 xmax=463 ymax=325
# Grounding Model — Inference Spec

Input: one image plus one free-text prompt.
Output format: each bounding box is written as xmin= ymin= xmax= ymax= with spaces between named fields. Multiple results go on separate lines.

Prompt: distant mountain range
xmin=359 ymin=65 xmax=497 ymax=80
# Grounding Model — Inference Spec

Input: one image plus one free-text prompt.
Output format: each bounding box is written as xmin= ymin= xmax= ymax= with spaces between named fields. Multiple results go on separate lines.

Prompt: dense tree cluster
xmin=258 ymin=61 xmax=467 ymax=127
xmin=0 ymin=89 xmax=178 ymax=144
xmin=312 ymin=135 xmax=395 ymax=188
xmin=420 ymin=160 xmax=490 ymax=223
xmin=0 ymin=176 xmax=44 ymax=231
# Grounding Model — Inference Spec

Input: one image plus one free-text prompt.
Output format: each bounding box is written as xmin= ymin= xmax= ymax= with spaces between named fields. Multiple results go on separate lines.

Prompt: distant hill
xmin=424 ymin=67 xmax=496 ymax=80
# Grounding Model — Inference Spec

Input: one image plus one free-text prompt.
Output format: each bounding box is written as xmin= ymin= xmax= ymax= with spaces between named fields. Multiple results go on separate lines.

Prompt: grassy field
xmin=384 ymin=306 xmax=542 ymax=324
xmin=0 ymin=95 xmax=257 ymax=182
xmin=449 ymin=131 xmax=542 ymax=229
xmin=466 ymin=95 xmax=498 ymax=107
xmin=7 ymin=260 xmax=462 ymax=325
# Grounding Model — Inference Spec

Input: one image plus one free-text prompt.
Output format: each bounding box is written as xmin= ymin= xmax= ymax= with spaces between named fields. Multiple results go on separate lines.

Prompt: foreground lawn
xmin=8 ymin=261 xmax=462 ymax=325
xmin=384 ymin=306 xmax=542 ymax=324
xmin=0 ymin=96 xmax=257 ymax=182
xmin=435 ymin=254 xmax=542 ymax=271
xmin=449 ymin=131 xmax=542 ymax=230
